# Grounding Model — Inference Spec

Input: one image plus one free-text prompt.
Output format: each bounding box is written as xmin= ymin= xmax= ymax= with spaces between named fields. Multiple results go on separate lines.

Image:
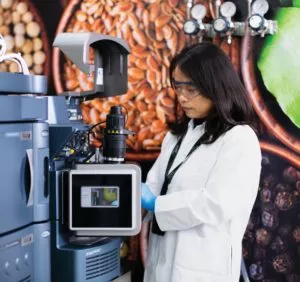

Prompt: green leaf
xmin=292 ymin=0 xmax=300 ymax=8
xmin=258 ymin=8 xmax=300 ymax=128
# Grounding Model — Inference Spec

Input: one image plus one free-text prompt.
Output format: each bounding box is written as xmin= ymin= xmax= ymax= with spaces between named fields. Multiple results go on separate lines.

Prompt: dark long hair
xmin=169 ymin=42 xmax=257 ymax=144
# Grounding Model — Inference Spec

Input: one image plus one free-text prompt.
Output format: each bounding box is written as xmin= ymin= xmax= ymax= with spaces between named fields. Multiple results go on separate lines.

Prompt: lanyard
xmin=161 ymin=132 xmax=206 ymax=195
xmin=152 ymin=131 xmax=206 ymax=236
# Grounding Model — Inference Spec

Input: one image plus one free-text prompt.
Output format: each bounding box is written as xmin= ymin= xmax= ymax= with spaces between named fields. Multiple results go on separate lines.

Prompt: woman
xmin=141 ymin=42 xmax=261 ymax=282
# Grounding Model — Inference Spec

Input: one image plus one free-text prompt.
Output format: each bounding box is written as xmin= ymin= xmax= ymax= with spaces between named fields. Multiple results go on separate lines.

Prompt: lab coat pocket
xmin=175 ymin=230 xmax=232 ymax=276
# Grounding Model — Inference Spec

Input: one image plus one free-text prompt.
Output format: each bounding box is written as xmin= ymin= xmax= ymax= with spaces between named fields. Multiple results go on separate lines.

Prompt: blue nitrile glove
xmin=141 ymin=183 xmax=156 ymax=212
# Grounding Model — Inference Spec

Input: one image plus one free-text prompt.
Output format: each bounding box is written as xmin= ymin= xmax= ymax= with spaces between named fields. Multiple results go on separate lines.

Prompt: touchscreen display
xmin=81 ymin=186 xmax=119 ymax=208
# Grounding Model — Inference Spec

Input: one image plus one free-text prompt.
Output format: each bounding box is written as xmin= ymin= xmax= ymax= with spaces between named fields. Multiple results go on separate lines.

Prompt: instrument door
xmin=0 ymin=123 xmax=34 ymax=235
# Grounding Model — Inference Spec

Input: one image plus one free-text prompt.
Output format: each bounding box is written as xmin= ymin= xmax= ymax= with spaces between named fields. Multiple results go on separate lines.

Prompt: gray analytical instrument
xmin=49 ymin=33 xmax=141 ymax=282
xmin=0 ymin=54 xmax=50 ymax=282
xmin=0 ymin=32 xmax=141 ymax=282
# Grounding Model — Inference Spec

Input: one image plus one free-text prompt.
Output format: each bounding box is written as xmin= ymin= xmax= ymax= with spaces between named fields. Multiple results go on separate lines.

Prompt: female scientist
xmin=141 ymin=42 xmax=261 ymax=282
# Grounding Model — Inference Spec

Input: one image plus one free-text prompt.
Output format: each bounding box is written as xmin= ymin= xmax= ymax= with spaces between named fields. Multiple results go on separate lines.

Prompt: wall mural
xmin=0 ymin=0 xmax=299 ymax=280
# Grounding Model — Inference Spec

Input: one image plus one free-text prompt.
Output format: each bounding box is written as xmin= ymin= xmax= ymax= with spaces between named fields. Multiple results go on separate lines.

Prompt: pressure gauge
xmin=213 ymin=18 xmax=229 ymax=33
xmin=191 ymin=4 xmax=207 ymax=20
xmin=248 ymin=14 xmax=267 ymax=31
xmin=252 ymin=0 xmax=269 ymax=15
xmin=183 ymin=19 xmax=199 ymax=35
xmin=220 ymin=1 xmax=237 ymax=18
xmin=248 ymin=14 xmax=263 ymax=30
xmin=187 ymin=0 xmax=193 ymax=9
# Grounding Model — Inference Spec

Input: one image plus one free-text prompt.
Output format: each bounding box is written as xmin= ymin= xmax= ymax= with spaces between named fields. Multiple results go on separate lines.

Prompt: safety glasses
xmin=172 ymin=79 xmax=200 ymax=99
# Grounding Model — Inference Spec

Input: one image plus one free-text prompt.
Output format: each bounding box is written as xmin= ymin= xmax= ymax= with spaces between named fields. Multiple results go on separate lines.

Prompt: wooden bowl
xmin=241 ymin=30 xmax=300 ymax=154
xmin=260 ymin=141 xmax=300 ymax=168
xmin=52 ymin=0 xmax=77 ymax=94
xmin=139 ymin=141 xmax=300 ymax=267
xmin=0 ymin=0 xmax=51 ymax=78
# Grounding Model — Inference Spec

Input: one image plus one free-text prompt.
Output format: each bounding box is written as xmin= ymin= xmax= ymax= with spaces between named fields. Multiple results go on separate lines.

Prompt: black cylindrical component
xmin=106 ymin=106 xmax=125 ymax=130
xmin=103 ymin=134 xmax=126 ymax=163
xmin=103 ymin=105 xmax=127 ymax=163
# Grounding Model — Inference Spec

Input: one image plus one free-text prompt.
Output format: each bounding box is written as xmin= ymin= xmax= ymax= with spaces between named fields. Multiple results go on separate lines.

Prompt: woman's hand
xmin=141 ymin=183 xmax=156 ymax=212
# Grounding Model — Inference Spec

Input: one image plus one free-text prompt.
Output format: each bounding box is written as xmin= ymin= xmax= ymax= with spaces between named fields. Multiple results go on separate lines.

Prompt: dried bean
xmin=33 ymin=51 xmax=46 ymax=65
xmin=1 ymin=0 xmax=13 ymax=9
xmin=4 ymin=35 xmax=14 ymax=51
xmin=9 ymin=62 xmax=18 ymax=72
xmin=22 ymin=11 xmax=33 ymax=23
xmin=23 ymin=53 xmax=33 ymax=67
xmin=11 ymin=11 xmax=20 ymax=24
xmin=33 ymin=64 xmax=43 ymax=75
xmin=14 ymin=34 xmax=25 ymax=48
xmin=16 ymin=2 xmax=28 ymax=15
xmin=26 ymin=21 xmax=40 ymax=38
xmin=33 ymin=37 xmax=42 ymax=51
xmin=13 ymin=22 xmax=25 ymax=35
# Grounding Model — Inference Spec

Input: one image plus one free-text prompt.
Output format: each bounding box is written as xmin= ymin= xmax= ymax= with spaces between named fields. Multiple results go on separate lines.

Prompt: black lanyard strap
xmin=152 ymin=132 xmax=206 ymax=236
xmin=164 ymin=134 xmax=185 ymax=178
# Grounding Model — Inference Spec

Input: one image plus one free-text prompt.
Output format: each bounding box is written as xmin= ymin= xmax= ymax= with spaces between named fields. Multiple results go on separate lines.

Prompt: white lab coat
xmin=143 ymin=120 xmax=261 ymax=282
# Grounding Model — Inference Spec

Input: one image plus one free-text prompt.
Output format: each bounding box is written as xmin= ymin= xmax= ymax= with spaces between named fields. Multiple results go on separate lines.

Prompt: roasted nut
xmin=150 ymin=120 xmax=166 ymax=133
xmin=1 ymin=0 xmax=13 ymax=9
xmin=4 ymin=35 xmax=14 ymax=51
xmin=111 ymin=2 xmax=134 ymax=15
xmin=33 ymin=64 xmax=43 ymax=74
xmin=132 ymin=30 xmax=148 ymax=48
xmin=136 ymin=100 xmax=148 ymax=112
xmin=33 ymin=37 xmax=42 ymax=51
xmin=90 ymin=108 xmax=100 ymax=124
xmin=0 ymin=26 xmax=8 ymax=37
xmin=13 ymin=22 xmax=25 ymax=35
xmin=11 ymin=11 xmax=20 ymax=24
xmin=9 ymin=61 xmax=18 ymax=72
xmin=26 ymin=21 xmax=40 ymax=38
xmin=150 ymin=3 xmax=160 ymax=22
xmin=146 ymin=56 xmax=159 ymax=73
xmin=76 ymin=10 xmax=87 ymax=22
xmin=128 ymin=67 xmax=145 ymax=80
xmin=0 ymin=63 xmax=7 ymax=72
xmin=14 ymin=34 xmax=25 ymax=48
xmin=3 ymin=10 xmax=11 ymax=25
xmin=23 ymin=53 xmax=33 ymax=67
xmin=22 ymin=11 xmax=33 ymax=23
xmin=22 ymin=39 xmax=33 ymax=53
xmin=16 ymin=2 xmax=28 ymax=15
xmin=33 ymin=51 xmax=46 ymax=65
xmin=155 ymin=15 xmax=172 ymax=28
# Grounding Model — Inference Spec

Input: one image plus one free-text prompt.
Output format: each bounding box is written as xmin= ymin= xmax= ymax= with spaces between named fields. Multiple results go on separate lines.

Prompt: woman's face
xmin=172 ymin=66 xmax=214 ymax=119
